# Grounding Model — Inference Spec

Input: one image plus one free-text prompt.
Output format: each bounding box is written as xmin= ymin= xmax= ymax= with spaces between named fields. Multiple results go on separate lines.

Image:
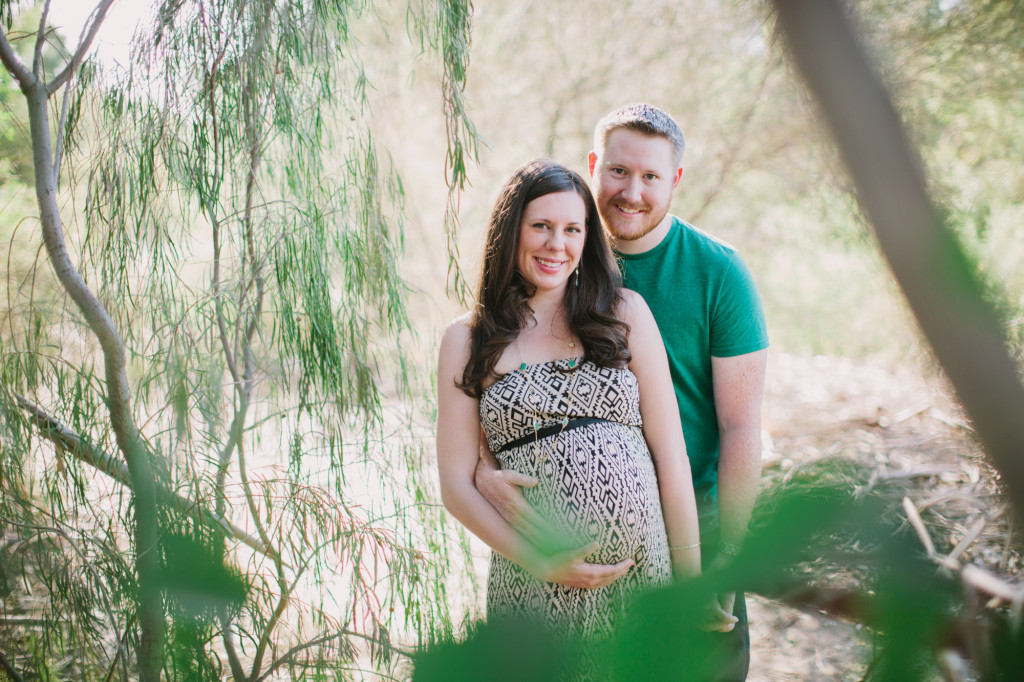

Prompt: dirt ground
xmin=747 ymin=352 xmax=1013 ymax=682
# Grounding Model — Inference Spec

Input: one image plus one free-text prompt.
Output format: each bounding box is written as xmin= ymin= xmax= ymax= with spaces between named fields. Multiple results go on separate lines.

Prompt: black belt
xmin=495 ymin=417 xmax=613 ymax=454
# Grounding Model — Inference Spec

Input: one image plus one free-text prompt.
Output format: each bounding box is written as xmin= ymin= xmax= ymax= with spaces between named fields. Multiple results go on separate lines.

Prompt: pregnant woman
xmin=436 ymin=159 xmax=732 ymax=655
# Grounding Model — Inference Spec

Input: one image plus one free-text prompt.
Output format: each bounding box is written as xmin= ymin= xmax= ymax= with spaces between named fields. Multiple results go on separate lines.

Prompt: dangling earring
xmin=574 ymin=264 xmax=580 ymax=287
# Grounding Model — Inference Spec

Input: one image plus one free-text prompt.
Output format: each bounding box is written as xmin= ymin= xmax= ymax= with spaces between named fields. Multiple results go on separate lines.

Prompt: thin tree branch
xmin=218 ymin=607 xmax=247 ymax=682
xmin=236 ymin=431 xmax=281 ymax=573
xmin=0 ymin=23 xmax=33 ymax=86
xmin=248 ymin=531 xmax=340 ymax=681
xmin=211 ymin=211 xmax=239 ymax=386
xmin=13 ymin=392 xmax=278 ymax=561
xmin=32 ymin=0 xmax=50 ymax=77
xmin=255 ymin=628 xmax=413 ymax=682
xmin=0 ymin=650 xmax=26 ymax=682
xmin=234 ymin=85 xmax=277 ymax=571
xmin=204 ymin=17 xmax=279 ymax=677
xmin=52 ymin=67 xmax=74 ymax=183
xmin=245 ymin=507 xmax=366 ymax=680
xmin=249 ymin=585 xmax=292 ymax=682
xmin=101 ymin=624 xmax=130 ymax=682
xmin=47 ymin=0 xmax=117 ymax=95
xmin=241 ymin=100 xmax=265 ymax=349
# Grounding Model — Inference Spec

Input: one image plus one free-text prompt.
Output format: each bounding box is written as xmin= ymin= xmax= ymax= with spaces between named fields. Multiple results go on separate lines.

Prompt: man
xmin=477 ymin=103 xmax=768 ymax=680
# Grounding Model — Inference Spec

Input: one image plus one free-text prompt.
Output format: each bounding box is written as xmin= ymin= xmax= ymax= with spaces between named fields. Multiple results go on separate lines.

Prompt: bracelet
xmin=718 ymin=541 xmax=740 ymax=558
xmin=669 ymin=542 xmax=700 ymax=551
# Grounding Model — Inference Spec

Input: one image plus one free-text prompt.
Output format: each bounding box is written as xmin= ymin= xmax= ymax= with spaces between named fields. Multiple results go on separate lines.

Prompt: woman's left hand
xmin=533 ymin=542 xmax=635 ymax=589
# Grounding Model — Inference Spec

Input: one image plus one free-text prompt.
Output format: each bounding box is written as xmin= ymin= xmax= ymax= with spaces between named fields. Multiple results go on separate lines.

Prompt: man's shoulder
xmin=672 ymin=216 xmax=738 ymax=255
xmin=668 ymin=216 xmax=748 ymax=271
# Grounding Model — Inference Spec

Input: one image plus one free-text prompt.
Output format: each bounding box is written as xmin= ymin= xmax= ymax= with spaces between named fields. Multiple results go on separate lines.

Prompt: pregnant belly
xmin=504 ymin=423 xmax=667 ymax=565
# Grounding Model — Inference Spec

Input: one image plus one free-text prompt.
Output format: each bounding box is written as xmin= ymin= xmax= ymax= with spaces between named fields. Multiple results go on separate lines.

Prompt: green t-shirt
xmin=618 ymin=216 xmax=769 ymax=503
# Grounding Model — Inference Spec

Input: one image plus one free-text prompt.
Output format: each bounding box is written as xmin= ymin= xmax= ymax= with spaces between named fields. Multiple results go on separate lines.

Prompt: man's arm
xmin=712 ymin=349 xmax=767 ymax=548
xmin=711 ymin=348 xmax=767 ymax=604
xmin=475 ymin=434 xmax=554 ymax=545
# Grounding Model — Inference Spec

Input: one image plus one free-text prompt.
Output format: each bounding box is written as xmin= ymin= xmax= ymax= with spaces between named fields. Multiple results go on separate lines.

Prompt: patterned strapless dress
xmin=479 ymin=358 xmax=672 ymax=642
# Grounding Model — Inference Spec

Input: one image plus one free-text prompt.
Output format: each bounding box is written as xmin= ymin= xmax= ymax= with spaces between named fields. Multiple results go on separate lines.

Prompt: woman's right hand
xmin=532 ymin=542 xmax=634 ymax=589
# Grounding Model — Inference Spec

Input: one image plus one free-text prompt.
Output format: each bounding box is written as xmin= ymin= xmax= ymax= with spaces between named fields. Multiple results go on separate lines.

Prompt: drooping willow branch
xmin=14 ymin=392 xmax=277 ymax=561
xmin=254 ymin=627 xmax=415 ymax=682
xmin=1 ymin=513 xmax=127 ymax=678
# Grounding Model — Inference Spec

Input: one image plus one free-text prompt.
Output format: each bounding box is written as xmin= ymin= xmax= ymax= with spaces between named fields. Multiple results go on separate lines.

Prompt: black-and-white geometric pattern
xmin=480 ymin=359 xmax=672 ymax=648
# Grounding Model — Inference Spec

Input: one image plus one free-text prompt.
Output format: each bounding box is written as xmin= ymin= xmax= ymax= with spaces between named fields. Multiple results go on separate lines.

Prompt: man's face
xmin=589 ymin=128 xmax=681 ymax=244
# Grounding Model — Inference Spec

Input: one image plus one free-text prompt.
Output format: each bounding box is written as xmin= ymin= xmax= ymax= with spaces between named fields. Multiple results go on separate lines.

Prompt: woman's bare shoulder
xmin=444 ymin=311 xmax=474 ymax=333
xmin=440 ymin=312 xmax=474 ymax=354
xmin=614 ymin=287 xmax=653 ymax=325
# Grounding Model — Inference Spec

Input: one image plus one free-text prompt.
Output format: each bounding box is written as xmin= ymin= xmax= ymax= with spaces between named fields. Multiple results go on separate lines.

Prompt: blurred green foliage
xmin=415 ymin=471 xmax=1018 ymax=680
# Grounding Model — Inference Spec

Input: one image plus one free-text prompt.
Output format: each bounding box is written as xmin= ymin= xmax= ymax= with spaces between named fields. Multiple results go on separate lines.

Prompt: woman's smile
xmin=516 ymin=191 xmax=587 ymax=294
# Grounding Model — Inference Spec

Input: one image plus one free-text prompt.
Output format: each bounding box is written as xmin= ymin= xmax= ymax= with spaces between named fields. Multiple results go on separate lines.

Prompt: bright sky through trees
xmin=47 ymin=0 xmax=155 ymax=69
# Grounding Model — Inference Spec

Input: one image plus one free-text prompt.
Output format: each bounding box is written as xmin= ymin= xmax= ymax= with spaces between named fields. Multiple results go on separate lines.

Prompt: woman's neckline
xmin=482 ymin=357 xmax=584 ymax=395
xmin=517 ymin=356 xmax=581 ymax=370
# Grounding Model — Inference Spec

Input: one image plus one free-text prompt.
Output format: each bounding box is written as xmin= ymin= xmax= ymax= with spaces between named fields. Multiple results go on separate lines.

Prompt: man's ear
xmin=673 ymin=167 xmax=683 ymax=189
xmin=588 ymin=151 xmax=598 ymax=177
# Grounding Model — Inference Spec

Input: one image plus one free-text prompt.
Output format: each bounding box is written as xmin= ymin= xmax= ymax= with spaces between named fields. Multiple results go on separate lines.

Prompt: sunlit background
xmin=2 ymin=0 xmax=1022 ymax=679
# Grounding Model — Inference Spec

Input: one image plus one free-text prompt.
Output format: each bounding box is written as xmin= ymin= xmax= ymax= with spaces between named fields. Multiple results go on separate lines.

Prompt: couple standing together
xmin=436 ymin=104 xmax=769 ymax=680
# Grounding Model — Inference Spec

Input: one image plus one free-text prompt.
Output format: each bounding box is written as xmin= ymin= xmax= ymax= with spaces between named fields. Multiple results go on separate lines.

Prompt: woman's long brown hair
xmin=459 ymin=159 xmax=630 ymax=397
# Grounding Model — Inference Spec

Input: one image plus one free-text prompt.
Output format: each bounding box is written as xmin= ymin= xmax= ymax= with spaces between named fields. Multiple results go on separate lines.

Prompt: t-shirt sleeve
xmin=709 ymin=252 xmax=769 ymax=357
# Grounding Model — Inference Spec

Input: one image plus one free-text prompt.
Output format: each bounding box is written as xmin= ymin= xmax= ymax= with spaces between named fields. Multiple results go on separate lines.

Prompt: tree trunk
xmin=22 ymin=76 xmax=165 ymax=681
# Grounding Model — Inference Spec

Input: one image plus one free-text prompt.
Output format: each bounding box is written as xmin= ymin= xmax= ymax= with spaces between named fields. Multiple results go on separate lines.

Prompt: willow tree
xmin=0 ymin=0 xmax=475 ymax=679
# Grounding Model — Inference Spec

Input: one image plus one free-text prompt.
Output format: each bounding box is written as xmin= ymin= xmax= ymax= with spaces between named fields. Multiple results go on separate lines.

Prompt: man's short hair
xmin=593 ymin=103 xmax=685 ymax=167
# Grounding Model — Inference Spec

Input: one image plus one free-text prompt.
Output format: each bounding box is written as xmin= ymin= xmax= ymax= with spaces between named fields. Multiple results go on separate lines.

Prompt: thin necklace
xmin=515 ymin=335 xmax=581 ymax=462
